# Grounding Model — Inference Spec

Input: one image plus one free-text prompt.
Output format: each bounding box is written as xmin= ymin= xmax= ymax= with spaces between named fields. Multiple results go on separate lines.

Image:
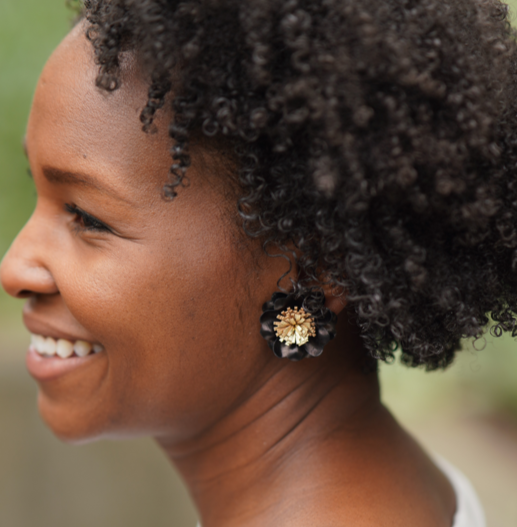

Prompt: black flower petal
xmin=273 ymin=339 xmax=298 ymax=359
xmin=260 ymin=311 xmax=279 ymax=345
xmin=289 ymin=349 xmax=309 ymax=361
xmin=304 ymin=327 xmax=332 ymax=357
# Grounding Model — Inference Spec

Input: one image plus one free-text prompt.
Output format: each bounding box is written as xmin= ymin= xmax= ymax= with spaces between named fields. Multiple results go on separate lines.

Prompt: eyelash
xmin=64 ymin=204 xmax=112 ymax=234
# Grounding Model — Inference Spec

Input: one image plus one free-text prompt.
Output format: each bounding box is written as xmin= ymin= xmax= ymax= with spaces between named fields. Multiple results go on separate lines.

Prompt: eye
xmin=64 ymin=204 xmax=112 ymax=234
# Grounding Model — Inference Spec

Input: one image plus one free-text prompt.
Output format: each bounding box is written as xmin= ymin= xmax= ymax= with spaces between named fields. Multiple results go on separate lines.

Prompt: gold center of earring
xmin=274 ymin=307 xmax=317 ymax=347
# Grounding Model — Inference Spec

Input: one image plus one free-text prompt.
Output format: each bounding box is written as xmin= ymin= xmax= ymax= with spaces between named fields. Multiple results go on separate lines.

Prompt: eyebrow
xmin=22 ymin=137 xmax=132 ymax=205
xmin=41 ymin=165 xmax=131 ymax=204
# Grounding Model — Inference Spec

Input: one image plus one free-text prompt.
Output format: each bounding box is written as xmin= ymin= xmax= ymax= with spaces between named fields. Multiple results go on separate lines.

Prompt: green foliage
xmin=381 ymin=332 xmax=517 ymax=420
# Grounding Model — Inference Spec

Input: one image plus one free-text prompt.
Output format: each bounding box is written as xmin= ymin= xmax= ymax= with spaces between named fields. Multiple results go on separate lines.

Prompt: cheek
xmin=53 ymin=213 xmax=267 ymax=439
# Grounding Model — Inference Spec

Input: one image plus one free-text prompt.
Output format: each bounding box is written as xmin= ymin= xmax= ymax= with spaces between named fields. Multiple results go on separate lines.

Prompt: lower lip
xmin=26 ymin=346 xmax=103 ymax=382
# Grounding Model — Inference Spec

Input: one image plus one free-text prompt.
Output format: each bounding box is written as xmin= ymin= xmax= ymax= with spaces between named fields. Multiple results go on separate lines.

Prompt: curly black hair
xmin=81 ymin=0 xmax=517 ymax=370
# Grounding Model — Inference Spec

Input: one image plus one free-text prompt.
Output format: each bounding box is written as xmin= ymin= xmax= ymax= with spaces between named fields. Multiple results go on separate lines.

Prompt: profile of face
xmin=0 ymin=24 xmax=295 ymax=444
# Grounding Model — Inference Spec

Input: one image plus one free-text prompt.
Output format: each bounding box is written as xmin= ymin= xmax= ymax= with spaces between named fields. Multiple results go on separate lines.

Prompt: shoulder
xmin=260 ymin=444 xmax=456 ymax=527
xmin=271 ymin=490 xmax=453 ymax=527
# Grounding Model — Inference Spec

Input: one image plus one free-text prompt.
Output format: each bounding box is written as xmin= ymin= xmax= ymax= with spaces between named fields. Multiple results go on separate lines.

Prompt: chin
xmin=37 ymin=391 xmax=112 ymax=445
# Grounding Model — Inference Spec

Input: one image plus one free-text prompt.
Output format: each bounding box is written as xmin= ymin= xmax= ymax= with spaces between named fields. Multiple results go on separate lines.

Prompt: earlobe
xmin=322 ymin=284 xmax=347 ymax=316
xmin=295 ymin=266 xmax=348 ymax=316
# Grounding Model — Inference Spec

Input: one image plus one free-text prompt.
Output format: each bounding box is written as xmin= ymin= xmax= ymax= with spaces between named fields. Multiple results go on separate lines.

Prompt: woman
xmin=1 ymin=0 xmax=516 ymax=525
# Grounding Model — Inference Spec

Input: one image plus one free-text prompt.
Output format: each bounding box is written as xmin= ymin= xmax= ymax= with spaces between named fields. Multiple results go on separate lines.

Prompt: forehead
xmin=26 ymin=22 xmax=172 ymax=192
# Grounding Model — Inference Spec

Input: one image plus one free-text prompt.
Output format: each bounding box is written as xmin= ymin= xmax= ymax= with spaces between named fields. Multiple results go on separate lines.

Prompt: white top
xmin=196 ymin=457 xmax=486 ymax=527
xmin=435 ymin=456 xmax=486 ymax=527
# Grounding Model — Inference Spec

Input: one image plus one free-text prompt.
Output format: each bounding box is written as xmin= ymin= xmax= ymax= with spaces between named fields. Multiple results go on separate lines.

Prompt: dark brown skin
xmin=0 ymin=24 xmax=455 ymax=527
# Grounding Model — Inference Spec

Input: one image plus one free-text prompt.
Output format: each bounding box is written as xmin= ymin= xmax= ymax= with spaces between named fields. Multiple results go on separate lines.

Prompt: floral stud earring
xmin=260 ymin=292 xmax=337 ymax=361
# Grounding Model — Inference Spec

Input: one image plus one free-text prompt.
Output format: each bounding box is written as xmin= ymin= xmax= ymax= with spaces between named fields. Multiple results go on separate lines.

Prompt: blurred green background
xmin=1 ymin=1 xmax=517 ymax=526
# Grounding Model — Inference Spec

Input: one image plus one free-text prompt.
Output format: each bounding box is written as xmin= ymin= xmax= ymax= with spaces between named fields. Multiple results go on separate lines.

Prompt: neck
xmin=156 ymin=317 xmax=383 ymax=527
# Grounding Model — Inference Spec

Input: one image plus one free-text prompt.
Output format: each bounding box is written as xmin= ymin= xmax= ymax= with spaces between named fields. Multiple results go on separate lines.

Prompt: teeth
xmin=30 ymin=334 xmax=101 ymax=359
xmin=74 ymin=340 xmax=92 ymax=357
xmin=43 ymin=337 xmax=57 ymax=356
xmin=56 ymin=339 xmax=74 ymax=358
xmin=31 ymin=335 xmax=46 ymax=354
xmin=93 ymin=344 xmax=104 ymax=354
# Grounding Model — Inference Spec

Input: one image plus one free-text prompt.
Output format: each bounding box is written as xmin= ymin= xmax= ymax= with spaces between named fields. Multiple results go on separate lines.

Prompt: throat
xmin=157 ymin=351 xmax=382 ymax=527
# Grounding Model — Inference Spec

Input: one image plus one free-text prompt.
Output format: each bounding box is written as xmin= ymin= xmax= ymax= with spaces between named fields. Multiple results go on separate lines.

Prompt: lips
xmin=26 ymin=345 xmax=104 ymax=382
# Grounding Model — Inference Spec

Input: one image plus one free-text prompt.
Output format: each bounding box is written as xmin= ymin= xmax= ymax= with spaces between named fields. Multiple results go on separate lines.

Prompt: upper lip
xmin=23 ymin=313 xmax=95 ymax=343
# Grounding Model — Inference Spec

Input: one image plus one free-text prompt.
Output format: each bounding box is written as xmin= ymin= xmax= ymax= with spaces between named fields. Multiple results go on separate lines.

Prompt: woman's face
xmin=0 ymin=25 xmax=289 ymax=443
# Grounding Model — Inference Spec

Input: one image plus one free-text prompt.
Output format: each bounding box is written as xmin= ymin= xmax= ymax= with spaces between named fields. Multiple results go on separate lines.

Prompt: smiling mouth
xmin=30 ymin=334 xmax=104 ymax=359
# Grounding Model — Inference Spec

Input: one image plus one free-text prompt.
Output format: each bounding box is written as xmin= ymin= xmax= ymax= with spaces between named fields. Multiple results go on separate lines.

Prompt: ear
xmin=322 ymin=283 xmax=347 ymax=316
xmin=288 ymin=251 xmax=347 ymax=315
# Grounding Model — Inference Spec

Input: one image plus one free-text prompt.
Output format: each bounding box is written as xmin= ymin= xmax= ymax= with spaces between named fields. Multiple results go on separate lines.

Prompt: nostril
xmin=18 ymin=290 xmax=35 ymax=298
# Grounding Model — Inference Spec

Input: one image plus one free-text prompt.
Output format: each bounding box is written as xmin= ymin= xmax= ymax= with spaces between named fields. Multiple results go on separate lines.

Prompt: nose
xmin=0 ymin=213 xmax=58 ymax=299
